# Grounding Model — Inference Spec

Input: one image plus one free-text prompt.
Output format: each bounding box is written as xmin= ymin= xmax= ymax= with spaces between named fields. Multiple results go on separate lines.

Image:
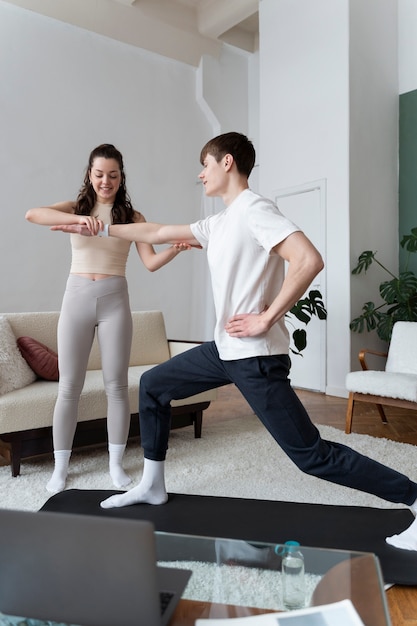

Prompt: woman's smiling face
xmin=89 ymin=157 xmax=121 ymax=204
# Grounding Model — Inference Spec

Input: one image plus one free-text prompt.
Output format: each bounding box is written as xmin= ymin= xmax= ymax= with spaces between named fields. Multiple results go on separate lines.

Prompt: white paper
xmin=195 ymin=599 xmax=365 ymax=625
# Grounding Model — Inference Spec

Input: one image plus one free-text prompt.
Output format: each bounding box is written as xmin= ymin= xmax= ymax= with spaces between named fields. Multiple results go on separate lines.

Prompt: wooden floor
xmin=204 ymin=384 xmax=417 ymax=626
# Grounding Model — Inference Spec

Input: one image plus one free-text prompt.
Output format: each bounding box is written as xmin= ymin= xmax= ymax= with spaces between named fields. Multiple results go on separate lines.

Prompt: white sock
xmin=108 ymin=443 xmax=132 ymax=488
xmin=46 ymin=450 xmax=71 ymax=494
xmin=386 ymin=499 xmax=417 ymax=551
xmin=100 ymin=459 xmax=167 ymax=509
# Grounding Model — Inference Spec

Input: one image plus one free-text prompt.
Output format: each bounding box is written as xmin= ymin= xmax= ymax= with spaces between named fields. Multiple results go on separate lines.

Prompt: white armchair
xmin=345 ymin=321 xmax=417 ymax=433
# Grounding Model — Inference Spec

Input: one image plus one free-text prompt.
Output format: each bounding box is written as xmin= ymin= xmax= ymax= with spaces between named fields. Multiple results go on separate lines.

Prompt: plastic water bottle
xmin=281 ymin=540 xmax=305 ymax=609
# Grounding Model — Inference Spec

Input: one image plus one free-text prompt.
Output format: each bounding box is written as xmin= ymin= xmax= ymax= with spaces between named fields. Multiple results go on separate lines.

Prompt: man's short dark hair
xmin=200 ymin=132 xmax=256 ymax=178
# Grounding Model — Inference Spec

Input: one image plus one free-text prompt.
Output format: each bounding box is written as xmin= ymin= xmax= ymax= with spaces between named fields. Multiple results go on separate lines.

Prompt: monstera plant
xmin=286 ymin=289 xmax=327 ymax=356
xmin=350 ymin=227 xmax=417 ymax=342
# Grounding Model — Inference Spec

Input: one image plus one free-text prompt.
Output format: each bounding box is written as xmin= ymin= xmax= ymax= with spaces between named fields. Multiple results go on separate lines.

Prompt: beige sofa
xmin=0 ymin=310 xmax=216 ymax=476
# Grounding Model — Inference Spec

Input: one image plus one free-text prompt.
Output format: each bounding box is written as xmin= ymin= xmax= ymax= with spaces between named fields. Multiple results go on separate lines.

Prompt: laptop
xmin=0 ymin=508 xmax=192 ymax=626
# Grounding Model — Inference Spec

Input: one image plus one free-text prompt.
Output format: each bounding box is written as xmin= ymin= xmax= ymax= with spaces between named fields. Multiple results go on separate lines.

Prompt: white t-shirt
xmin=190 ymin=189 xmax=300 ymax=361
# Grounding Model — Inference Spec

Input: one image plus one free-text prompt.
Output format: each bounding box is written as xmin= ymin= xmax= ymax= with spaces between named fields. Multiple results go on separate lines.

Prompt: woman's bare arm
xmin=25 ymin=202 xmax=76 ymax=225
xmin=26 ymin=201 xmax=100 ymax=234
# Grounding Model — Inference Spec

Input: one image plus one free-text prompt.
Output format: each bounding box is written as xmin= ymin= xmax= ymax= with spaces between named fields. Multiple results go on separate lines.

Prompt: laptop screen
xmin=0 ymin=508 xmax=190 ymax=626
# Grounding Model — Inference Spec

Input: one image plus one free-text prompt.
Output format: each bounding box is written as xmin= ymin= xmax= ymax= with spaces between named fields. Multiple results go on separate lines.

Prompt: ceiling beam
xmin=2 ymin=0 xmax=222 ymax=66
xmin=197 ymin=0 xmax=258 ymax=39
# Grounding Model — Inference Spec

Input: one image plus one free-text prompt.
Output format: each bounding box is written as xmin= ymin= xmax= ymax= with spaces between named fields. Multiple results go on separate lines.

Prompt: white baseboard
xmin=325 ymin=386 xmax=349 ymax=399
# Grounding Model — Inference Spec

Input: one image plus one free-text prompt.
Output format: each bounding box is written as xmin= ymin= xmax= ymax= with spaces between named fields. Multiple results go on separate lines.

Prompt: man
xmin=55 ymin=132 xmax=417 ymax=550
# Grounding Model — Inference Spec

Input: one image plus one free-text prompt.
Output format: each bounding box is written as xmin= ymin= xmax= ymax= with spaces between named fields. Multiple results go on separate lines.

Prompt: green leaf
xmin=375 ymin=315 xmax=394 ymax=342
xmin=349 ymin=302 xmax=382 ymax=334
xmin=351 ymin=251 xmax=376 ymax=275
xmin=351 ymin=227 xmax=417 ymax=341
xmin=400 ymin=227 xmax=417 ymax=253
xmin=292 ymin=328 xmax=307 ymax=352
xmin=289 ymin=300 xmax=311 ymax=325
xmin=390 ymin=297 xmax=417 ymax=321
xmin=306 ymin=289 xmax=327 ymax=320
xmin=380 ymin=272 xmax=417 ymax=304
xmin=289 ymin=290 xmax=328 ymax=325
xmin=349 ymin=317 xmax=365 ymax=334
xmin=286 ymin=289 xmax=327 ymax=356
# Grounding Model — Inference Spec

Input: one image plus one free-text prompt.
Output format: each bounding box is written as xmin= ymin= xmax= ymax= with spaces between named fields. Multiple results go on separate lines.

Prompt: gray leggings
xmin=53 ymin=274 xmax=133 ymax=450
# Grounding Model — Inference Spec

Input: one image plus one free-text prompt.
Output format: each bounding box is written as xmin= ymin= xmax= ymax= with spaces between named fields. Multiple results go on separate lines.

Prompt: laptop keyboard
xmin=160 ymin=591 xmax=174 ymax=615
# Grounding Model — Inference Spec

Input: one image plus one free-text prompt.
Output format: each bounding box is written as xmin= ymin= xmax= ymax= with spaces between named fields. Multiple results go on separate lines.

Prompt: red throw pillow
xmin=17 ymin=336 xmax=59 ymax=381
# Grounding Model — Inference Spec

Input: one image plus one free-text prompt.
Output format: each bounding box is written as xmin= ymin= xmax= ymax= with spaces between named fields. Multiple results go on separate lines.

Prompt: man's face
xmin=198 ymin=153 xmax=227 ymax=197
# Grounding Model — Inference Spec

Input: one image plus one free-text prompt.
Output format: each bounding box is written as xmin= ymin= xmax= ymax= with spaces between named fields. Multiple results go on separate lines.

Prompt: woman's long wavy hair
xmin=75 ymin=144 xmax=135 ymax=224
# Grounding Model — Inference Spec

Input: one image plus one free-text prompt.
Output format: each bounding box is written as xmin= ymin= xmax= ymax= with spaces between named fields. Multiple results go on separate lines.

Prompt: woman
xmin=26 ymin=143 xmax=188 ymax=494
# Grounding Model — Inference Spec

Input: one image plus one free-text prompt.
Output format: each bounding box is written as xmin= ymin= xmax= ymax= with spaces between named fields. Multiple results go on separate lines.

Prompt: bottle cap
xmin=274 ymin=540 xmax=300 ymax=555
xmin=284 ymin=540 xmax=301 ymax=554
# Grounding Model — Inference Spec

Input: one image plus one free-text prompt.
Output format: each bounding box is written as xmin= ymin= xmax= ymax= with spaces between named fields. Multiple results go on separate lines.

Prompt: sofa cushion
xmin=6 ymin=312 xmax=59 ymax=353
xmin=129 ymin=311 xmax=171 ymax=366
xmin=17 ymin=336 xmax=59 ymax=381
xmin=0 ymin=316 xmax=36 ymax=396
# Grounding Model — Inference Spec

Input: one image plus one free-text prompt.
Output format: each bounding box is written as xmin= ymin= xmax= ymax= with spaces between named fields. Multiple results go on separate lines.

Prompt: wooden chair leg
xmin=345 ymin=392 xmax=355 ymax=434
xmin=376 ymin=404 xmax=388 ymax=424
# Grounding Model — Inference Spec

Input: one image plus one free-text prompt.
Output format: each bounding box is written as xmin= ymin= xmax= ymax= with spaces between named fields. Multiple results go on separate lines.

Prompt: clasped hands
xmin=51 ymin=215 xmax=104 ymax=236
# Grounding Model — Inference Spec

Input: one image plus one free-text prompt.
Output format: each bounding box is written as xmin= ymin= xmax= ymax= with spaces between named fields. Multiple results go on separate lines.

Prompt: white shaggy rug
xmin=2 ymin=414 xmax=417 ymax=513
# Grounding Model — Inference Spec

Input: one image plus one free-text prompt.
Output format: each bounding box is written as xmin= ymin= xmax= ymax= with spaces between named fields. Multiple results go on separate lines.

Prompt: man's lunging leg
xmin=229 ymin=354 xmax=417 ymax=551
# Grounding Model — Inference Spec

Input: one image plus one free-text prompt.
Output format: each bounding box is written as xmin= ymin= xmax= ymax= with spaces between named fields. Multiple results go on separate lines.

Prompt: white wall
xmin=399 ymin=0 xmax=417 ymax=94
xmin=0 ymin=2 xmax=251 ymax=342
xmin=259 ymin=0 xmax=399 ymax=396
xmin=349 ymin=0 xmax=399 ymax=363
xmin=259 ymin=0 xmax=350 ymax=396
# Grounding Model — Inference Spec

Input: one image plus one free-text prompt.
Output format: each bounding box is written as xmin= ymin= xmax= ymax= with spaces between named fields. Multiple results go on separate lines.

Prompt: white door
xmin=274 ymin=180 xmax=327 ymax=392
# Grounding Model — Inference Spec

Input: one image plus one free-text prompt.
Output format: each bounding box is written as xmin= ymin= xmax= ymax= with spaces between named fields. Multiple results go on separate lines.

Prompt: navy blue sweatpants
xmin=139 ymin=341 xmax=417 ymax=506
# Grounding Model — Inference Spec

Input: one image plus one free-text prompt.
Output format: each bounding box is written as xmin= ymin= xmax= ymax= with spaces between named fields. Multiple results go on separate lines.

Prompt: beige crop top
xmin=70 ymin=203 xmax=131 ymax=276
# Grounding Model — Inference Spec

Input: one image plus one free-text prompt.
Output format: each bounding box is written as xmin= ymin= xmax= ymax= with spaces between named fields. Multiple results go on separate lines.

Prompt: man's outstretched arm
xmin=109 ymin=222 xmax=200 ymax=246
xmin=51 ymin=221 xmax=201 ymax=247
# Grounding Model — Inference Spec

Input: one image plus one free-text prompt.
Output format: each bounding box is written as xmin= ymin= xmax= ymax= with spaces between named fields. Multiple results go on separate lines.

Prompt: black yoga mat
xmin=40 ymin=489 xmax=417 ymax=586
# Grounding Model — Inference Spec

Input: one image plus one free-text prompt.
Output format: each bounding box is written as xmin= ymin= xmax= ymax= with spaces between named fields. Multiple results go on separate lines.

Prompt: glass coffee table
xmin=155 ymin=531 xmax=392 ymax=626
xmin=0 ymin=530 xmax=391 ymax=625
